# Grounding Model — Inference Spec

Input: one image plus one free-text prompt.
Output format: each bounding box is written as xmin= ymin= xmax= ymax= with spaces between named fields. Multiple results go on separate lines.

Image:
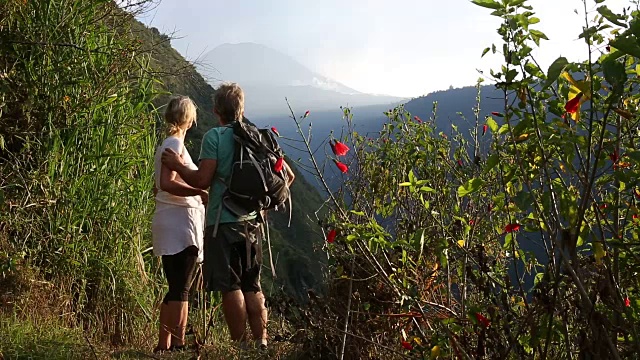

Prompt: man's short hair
xmin=213 ymin=82 xmax=244 ymax=123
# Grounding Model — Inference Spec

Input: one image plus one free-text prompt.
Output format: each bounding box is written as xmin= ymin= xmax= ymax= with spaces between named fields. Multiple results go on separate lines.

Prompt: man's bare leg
xmin=244 ymin=291 xmax=267 ymax=346
xmin=222 ymin=290 xmax=248 ymax=341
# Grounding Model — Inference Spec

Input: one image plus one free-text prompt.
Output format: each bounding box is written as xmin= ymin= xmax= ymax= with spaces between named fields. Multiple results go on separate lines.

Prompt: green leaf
xmin=542 ymin=56 xmax=568 ymax=90
xmin=484 ymin=154 xmax=500 ymax=174
xmin=529 ymin=29 xmax=549 ymax=46
xmin=603 ymin=58 xmax=626 ymax=93
xmin=597 ymin=6 xmax=627 ymax=27
xmin=503 ymin=233 xmax=513 ymax=250
xmin=610 ymin=35 xmax=640 ymax=58
xmin=471 ymin=0 xmax=502 ymax=10
xmin=482 ymin=47 xmax=491 ymax=57
xmin=457 ymin=178 xmax=486 ymax=197
xmin=486 ymin=117 xmax=499 ymax=132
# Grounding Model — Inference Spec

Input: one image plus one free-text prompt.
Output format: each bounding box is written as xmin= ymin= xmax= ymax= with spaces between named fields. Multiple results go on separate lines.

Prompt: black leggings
xmin=162 ymin=245 xmax=198 ymax=304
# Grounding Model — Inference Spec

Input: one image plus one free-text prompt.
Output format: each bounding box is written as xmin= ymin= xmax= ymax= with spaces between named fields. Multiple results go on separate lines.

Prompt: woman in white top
xmin=152 ymin=96 xmax=207 ymax=353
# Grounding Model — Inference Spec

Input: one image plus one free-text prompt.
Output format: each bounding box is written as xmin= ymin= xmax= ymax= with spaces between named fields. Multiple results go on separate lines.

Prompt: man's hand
xmin=161 ymin=148 xmax=184 ymax=171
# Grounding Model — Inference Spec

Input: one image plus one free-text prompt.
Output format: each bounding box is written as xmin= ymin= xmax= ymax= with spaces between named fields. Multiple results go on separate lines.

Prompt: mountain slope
xmin=126 ymin=19 xmax=326 ymax=299
xmin=200 ymin=42 xmax=360 ymax=94
xmin=197 ymin=42 xmax=405 ymax=117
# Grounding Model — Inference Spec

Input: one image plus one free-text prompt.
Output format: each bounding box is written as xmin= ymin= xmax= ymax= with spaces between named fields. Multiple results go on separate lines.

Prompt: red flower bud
xmin=334 ymin=159 xmax=348 ymax=173
xmin=457 ymin=159 xmax=463 ymax=167
xmin=271 ymin=127 xmax=280 ymax=137
xmin=504 ymin=223 xmax=521 ymax=233
xmin=625 ymin=297 xmax=631 ymax=307
xmin=491 ymin=112 xmax=503 ymax=117
xmin=564 ymin=93 xmax=583 ymax=114
xmin=331 ymin=140 xmax=350 ymax=156
xmin=304 ymin=110 xmax=310 ymax=118
xmin=469 ymin=219 xmax=475 ymax=226
xmin=326 ymin=229 xmax=336 ymax=243
xmin=482 ymin=124 xmax=488 ymax=136
xmin=609 ymin=151 xmax=619 ymax=163
xmin=401 ymin=340 xmax=413 ymax=350
xmin=475 ymin=313 xmax=491 ymax=327
xmin=414 ymin=115 xmax=423 ymax=123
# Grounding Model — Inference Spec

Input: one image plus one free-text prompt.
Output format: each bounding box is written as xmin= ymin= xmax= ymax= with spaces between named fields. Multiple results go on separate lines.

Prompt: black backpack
xmin=221 ymin=120 xmax=291 ymax=221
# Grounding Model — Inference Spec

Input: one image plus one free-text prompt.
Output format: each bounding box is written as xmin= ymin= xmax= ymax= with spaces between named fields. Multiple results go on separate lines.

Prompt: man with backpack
xmin=160 ymin=82 xmax=295 ymax=351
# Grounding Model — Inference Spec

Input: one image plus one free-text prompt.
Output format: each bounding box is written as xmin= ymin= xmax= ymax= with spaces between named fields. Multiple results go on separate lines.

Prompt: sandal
xmin=169 ymin=344 xmax=187 ymax=352
xmin=153 ymin=346 xmax=170 ymax=354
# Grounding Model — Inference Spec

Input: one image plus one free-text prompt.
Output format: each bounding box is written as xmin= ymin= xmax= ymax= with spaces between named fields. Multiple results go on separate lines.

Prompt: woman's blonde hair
xmin=213 ymin=82 xmax=244 ymax=123
xmin=164 ymin=96 xmax=197 ymax=135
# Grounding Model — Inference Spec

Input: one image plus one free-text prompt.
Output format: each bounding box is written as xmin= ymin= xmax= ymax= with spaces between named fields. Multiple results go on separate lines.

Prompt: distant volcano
xmin=197 ymin=42 xmax=405 ymax=117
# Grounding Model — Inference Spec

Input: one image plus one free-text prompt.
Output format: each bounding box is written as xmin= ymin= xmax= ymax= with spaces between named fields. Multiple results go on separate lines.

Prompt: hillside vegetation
xmin=0 ymin=0 xmax=323 ymax=358
xmin=5 ymin=0 xmax=640 ymax=359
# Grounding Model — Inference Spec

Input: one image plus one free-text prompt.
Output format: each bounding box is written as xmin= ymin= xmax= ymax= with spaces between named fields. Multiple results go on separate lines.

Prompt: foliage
xmin=282 ymin=0 xmax=640 ymax=358
xmin=1 ymin=4 xmax=326 ymax=359
xmin=0 ymin=0 xmax=161 ymax=343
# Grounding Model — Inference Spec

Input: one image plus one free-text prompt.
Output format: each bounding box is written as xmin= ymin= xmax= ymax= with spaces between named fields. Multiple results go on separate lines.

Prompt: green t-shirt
xmin=199 ymin=125 xmax=256 ymax=226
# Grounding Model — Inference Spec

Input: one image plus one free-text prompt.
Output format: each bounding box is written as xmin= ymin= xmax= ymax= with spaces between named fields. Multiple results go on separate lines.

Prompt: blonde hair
xmin=164 ymin=96 xmax=197 ymax=135
xmin=213 ymin=82 xmax=244 ymax=123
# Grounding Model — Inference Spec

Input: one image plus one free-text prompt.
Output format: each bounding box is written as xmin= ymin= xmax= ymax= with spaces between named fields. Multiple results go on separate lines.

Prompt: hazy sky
xmin=139 ymin=0 xmax=630 ymax=98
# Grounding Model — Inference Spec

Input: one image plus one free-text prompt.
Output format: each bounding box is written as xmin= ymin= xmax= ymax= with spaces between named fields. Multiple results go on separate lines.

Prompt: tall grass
xmin=1 ymin=0 xmax=163 ymax=344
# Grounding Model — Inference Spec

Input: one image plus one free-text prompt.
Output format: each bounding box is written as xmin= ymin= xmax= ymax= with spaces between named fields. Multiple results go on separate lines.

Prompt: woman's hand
xmin=199 ymin=190 xmax=209 ymax=206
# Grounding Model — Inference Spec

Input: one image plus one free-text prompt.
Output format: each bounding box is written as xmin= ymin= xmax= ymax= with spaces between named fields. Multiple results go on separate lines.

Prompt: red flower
xmin=274 ymin=157 xmax=284 ymax=172
xmin=491 ymin=111 xmax=503 ymax=117
xmin=401 ymin=340 xmax=413 ymax=350
xmin=625 ymin=297 xmax=631 ymax=307
xmin=304 ymin=110 xmax=310 ymax=118
xmin=271 ymin=127 xmax=280 ymax=137
xmin=482 ymin=124 xmax=488 ymax=136
xmin=633 ymin=214 xmax=639 ymax=222
xmin=504 ymin=223 xmax=521 ymax=233
xmin=457 ymin=159 xmax=463 ymax=167
xmin=469 ymin=219 xmax=475 ymax=226
xmin=414 ymin=115 xmax=423 ymax=123
xmin=334 ymin=160 xmax=348 ymax=173
xmin=475 ymin=313 xmax=491 ymax=328
xmin=609 ymin=151 xmax=619 ymax=163
xmin=600 ymin=203 xmax=608 ymax=210
xmin=331 ymin=140 xmax=350 ymax=156
xmin=326 ymin=229 xmax=336 ymax=243
xmin=564 ymin=93 xmax=583 ymax=114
